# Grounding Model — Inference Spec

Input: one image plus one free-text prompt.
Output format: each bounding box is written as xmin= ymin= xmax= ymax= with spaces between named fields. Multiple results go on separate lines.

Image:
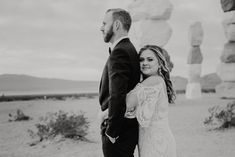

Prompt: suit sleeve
xmin=106 ymin=48 xmax=130 ymax=138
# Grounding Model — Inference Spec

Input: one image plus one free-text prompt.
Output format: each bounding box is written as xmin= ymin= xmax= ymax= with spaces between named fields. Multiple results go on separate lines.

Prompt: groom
xmin=99 ymin=8 xmax=140 ymax=157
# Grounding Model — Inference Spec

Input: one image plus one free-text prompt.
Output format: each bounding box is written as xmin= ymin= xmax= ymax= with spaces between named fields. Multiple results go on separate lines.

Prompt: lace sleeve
xmin=126 ymin=83 xmax=142 ymax=108
xmin=136 ymin=85 xmax=161 ymax=127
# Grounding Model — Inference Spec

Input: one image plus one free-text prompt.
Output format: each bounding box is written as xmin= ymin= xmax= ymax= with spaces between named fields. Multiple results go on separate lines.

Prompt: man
xmin=99 ymin=8 xmax=140 ymax=157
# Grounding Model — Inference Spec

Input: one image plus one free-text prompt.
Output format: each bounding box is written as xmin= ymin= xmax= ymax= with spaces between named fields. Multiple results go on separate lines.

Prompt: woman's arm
xmin=126 ymin=85 xmax=140 ymax=109
xmin=126 ymin=76 xmax=162 ymax=109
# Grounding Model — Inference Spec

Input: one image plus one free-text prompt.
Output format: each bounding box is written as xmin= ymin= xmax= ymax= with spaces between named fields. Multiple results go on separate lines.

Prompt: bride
xmin=100 ymin=45 xmax=177 ymax=157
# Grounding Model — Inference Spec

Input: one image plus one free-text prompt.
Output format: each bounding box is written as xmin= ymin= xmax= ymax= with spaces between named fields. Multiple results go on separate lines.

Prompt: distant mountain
xmin=0 ymin=74 xmax=99 ymax=95
xmin=0 ymin=73 xmax=222 ymax=95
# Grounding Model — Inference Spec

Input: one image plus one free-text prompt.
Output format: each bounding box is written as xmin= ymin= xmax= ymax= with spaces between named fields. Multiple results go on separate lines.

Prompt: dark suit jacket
xmin=99 ymin=38 xmax=140 ymax=138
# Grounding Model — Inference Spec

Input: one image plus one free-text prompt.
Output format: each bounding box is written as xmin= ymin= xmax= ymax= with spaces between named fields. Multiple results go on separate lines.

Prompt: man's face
xmin=100 ymin=12 xmax=114 ymax=43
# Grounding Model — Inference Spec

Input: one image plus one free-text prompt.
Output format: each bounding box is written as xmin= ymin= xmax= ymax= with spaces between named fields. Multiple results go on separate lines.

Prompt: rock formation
xmin=186 ymin=22 xmax=203 ymax=99
xmin=128 ymin=0 xmax=173 ymax=50
xmin=216 ymin=2 xmax=235 ymax=98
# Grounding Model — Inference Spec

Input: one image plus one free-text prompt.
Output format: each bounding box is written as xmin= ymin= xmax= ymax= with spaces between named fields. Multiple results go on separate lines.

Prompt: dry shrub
xmin=28 ymin=110 xmax=89 ymax=144
xmin=204 ymin=101 xmax=235 ymax=129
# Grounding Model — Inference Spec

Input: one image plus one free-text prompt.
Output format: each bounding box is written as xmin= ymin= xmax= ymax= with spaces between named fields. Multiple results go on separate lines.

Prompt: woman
xmin=99 ymin=45 xmax=176 ymax=157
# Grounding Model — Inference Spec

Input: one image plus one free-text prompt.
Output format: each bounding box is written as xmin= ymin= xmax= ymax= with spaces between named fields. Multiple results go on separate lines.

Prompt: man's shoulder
xmin=114 ymin=39 xmax=137 ymax=53
xmin=115 ymin=38 xmax=131 ymax=48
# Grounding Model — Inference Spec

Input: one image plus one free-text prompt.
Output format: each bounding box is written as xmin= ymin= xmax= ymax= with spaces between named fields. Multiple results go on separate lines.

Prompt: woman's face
xmin=139 ymin=49 xmax=160 ymax=77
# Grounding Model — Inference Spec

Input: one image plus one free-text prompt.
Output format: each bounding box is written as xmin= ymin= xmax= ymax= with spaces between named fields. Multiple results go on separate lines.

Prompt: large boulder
xmin=216 ymin=82 xmax=235 ymax=98
xmin=223 ymin=11 xmax=235 ymax=41
xmin=187 ymin=64 xmax=201 ymax=83
xmin=187 ymin=46 xmax=203 ymax=64
xmin=128 ymin=0 xmax=173 ymax=21
xmin=221 ymin=42 xmax=235 ymax=63
xmin=217 ymin=63 xmax=235 ymax=81
xmin=188 ymin=22 xmax=204 ymax=46
xmin=220 ymin=0 xmax=235 ymax=12
xmin=128 ymin=0 xmax=148 ymax=22
xmin=186 ymin=83 xmax=202 ymax=99
xmin=223 ymin=10 xmax=235 ymax=25
xmin=223 ymin=23 xmax=235 ymax=41
xmin=106 ymin=0 xmax=133 ymax=10
xmin=139 ymin=20 xmax=172 ymax=47
xmin=129 ymin=20 xmax=142 ymax=50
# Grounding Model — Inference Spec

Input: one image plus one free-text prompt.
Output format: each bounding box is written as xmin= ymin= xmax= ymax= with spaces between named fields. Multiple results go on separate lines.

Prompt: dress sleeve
xmin=136 ymin=85 xmax=161 ymax=127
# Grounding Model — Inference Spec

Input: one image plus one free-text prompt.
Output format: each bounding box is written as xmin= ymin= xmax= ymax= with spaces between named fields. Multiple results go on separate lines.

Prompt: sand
xmin=0 ymin=94 xmax=235 ymax=157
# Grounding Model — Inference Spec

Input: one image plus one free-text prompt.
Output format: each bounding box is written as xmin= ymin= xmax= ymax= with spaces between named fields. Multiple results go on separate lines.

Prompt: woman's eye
xmin=139 ymin=58 xmax=144 ymax=62
xmin=147 ymin=58 xmax=153 ymax=62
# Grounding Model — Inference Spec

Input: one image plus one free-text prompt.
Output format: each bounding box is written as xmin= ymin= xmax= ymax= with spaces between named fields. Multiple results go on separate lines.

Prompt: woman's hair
xmin=139 ymin=45 xmax=176 ymax=103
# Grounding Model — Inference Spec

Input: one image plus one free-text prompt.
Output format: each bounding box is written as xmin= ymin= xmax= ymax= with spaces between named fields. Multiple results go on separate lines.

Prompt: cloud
xmin=0 ymin=0 xmax=107 ymax=69
xmin=0 ymin=0 xmax=227 ymax=80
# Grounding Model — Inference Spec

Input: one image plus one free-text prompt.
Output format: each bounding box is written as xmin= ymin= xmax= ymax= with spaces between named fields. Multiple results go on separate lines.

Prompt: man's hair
xmin=106 ymin=8 xmax=132 ymax=32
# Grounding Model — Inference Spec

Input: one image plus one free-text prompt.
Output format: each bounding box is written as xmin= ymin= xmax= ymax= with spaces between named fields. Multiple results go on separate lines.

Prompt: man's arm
xmin=106 ymin=48 xmax=131 ymax=139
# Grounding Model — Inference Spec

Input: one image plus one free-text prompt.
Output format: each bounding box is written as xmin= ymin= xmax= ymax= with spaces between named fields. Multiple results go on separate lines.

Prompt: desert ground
xmin=0 ymin=93 xmax=235 ymax=157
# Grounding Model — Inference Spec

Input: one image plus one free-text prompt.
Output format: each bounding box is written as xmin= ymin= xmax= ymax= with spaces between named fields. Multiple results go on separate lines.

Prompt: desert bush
xmin=204 ymin=101 xmax=235 ymax=129
xmin=8 ymin=109 xmax=32 ymax=122
xmin=28 ymin=110 xmax=89 ymax=142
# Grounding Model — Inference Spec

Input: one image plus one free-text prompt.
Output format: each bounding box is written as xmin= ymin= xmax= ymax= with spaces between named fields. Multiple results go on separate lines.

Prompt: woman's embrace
xmin=100 ymin=45 xmax=176 ymax=157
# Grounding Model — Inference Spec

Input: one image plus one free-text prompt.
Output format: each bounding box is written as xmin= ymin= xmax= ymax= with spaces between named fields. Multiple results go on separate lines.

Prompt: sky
xmin=0 ymin=0 xmax=226 ymax=81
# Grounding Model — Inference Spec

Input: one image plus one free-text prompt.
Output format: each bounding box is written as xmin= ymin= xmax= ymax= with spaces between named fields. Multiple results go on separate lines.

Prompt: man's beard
xmin=104 ymin=25 xmax=114 ymax=43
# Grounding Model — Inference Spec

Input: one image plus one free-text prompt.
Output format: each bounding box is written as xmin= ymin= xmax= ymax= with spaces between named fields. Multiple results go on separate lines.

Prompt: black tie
xmin=109 ymin=47 xmax=111 ymax=54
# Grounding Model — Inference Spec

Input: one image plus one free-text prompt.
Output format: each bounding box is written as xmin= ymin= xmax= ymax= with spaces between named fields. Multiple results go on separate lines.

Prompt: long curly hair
xmin=139 ymin=45 xmax=176 ymax=104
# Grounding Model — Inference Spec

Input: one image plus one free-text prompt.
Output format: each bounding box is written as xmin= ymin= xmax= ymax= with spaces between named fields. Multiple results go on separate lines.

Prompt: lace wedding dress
xmin=126 ymin=82 xmax=176 ymax=157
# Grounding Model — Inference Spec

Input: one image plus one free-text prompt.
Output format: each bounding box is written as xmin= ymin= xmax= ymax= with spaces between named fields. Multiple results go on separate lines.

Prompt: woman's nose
xmin=142 ymin=60 xmax=148 ymax=65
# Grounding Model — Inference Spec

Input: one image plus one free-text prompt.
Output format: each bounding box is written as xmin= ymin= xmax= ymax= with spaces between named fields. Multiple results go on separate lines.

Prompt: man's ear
xmin=113 ymin=20 xmax=121 ymax=31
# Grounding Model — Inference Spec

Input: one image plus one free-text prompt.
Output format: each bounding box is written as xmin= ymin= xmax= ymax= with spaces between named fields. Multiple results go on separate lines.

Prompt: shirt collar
xmin=110 ymin=36 xmax=128 ymax=51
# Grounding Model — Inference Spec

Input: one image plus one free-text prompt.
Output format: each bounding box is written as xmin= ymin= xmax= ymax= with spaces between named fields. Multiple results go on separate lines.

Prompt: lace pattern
xmin=136 ymin=84 xmax=161 ymax=127
xmin=135 ymin=83 xmax=176 ymax=157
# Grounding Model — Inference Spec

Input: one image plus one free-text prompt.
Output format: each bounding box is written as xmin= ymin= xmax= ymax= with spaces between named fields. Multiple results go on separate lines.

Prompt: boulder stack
xmin=186 ymin=22 xmax=204 ymax=99
xmin=216 ymin=1 xmax=235 ymax=98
